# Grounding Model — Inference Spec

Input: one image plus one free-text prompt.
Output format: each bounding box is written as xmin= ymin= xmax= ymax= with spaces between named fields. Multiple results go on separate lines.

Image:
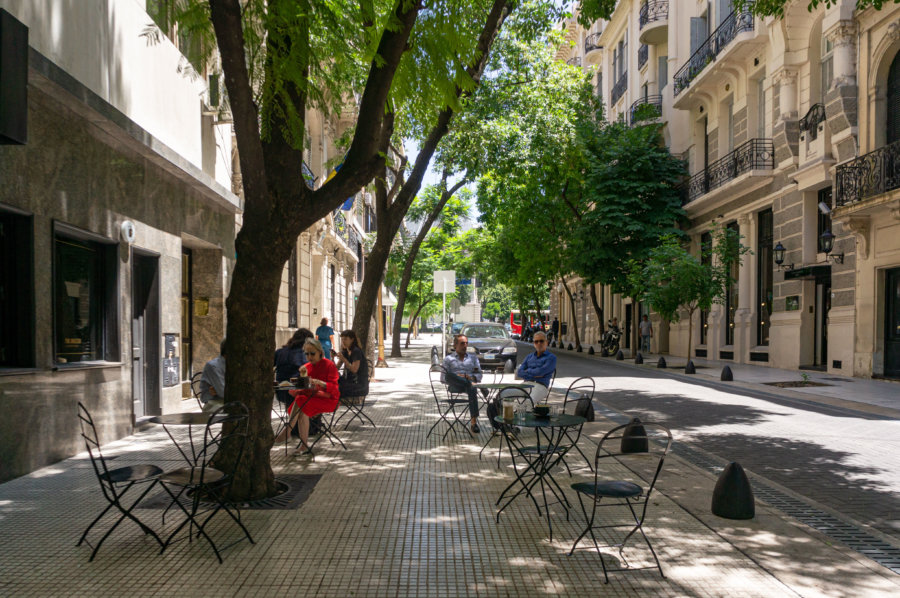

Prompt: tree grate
xmin=593 ymin=404 xmax=900 ymax=575
xmin=138 ymin=473 xmax=321 ymax=511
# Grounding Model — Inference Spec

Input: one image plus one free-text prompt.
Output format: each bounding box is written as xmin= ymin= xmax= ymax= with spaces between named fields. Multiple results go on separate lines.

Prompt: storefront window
xmin=725 ymin=221 xmax=739 ymax=345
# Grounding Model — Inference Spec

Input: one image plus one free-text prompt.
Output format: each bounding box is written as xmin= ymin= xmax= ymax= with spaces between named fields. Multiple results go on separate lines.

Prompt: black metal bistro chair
xmin=302 ymin=394 xmax=347 ymax=453
xmin=561 ymin=377 xmax=597 ymax=471
xmin=157 ymin=402 xmax=254 ymax=563
xmin=568 ymin=420 xmax=673 ymax=583
xmin=426 ymin=365 xmax=471 ymax=440
xmin=76 ymin=402 xmax=164 ymax=561
xmin=190 ymin=372 xmax=204 ymax=410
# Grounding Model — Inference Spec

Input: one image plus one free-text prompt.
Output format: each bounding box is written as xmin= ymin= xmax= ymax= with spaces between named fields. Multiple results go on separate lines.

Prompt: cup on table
xmin=502 ymin=398 xmax=515 ymax=422
xmin=290 ymin=377 xmax=298 ymax=385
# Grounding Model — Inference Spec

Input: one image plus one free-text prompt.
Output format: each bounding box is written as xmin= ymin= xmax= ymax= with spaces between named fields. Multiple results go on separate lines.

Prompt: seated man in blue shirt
xmin=440 ymin=334 xmax=483 ymax=434
xmin=199 ymin=338 xmax=227 ymax=413
xmin=515 ymin=331 xmax=556 ymax=404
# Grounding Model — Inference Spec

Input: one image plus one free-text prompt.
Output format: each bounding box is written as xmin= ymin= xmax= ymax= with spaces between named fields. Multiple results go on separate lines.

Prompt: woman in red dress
xmin=273 ymin=338 xmax=340 ymax=453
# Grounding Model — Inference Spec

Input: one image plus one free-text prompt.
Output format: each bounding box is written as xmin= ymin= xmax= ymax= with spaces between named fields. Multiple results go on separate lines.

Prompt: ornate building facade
xmin=553 ymin=0 xmax=900 ymax=380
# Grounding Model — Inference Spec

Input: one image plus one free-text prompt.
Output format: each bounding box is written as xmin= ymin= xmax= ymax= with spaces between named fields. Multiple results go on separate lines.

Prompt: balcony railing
xmin=673 ymin=5 xmax=755 ymax=96
xmin=302 ymin=162 xmax=316 ymax=189
xmin=611 ymin=74 xmax=628 ymax=105
xmin=333 ymin=208 xmax=350 ymax=245
xmin=683 ymin=138 xmax=774 ymax=204
xmin=835 ymin=139 xmax=900 ymax=207
xmin=629 ymin=95 xmax=662 ymax=124
xmin=585 ymin=32 xmax=603 ymax=53
xmin=567 ymin=56 xmax=582 ymax=67
xmin=638 ymin=44 xmax=649 ymax=69
xmin=799 ymin=103 xmax=826 ymax=141
xmin=639 ymin=0 xmax=669 ymax=29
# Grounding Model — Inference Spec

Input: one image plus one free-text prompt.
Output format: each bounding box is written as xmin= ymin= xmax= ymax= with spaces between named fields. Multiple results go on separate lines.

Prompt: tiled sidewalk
xmin=1 ymin=342 xmax=898 ymax=597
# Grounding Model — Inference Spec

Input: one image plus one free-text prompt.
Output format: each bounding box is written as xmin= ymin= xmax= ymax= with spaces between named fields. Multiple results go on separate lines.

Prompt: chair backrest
xmin=190 ymin=372 xmax=204 ymax=409
xmin=429 ymin=364 xmax=448 ymax=402
xmin=194 ymin=402 xmax=250 ymax=486
xmin=549 ymin=368 xmax=557 ymax=390
xmin=563 ymin=376 xmax=595 ymax=417
xmin=594 ymin=421 xmax=672 ymax=503
xmin=77 ymin=402 xmax=116 ymax=497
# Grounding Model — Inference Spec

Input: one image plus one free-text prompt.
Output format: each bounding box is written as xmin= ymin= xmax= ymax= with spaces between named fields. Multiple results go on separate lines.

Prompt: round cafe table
xmin=494 ymin=412 xmax=586 ymax=541
xmin=149 ymin=412 xmax=227 ymax=466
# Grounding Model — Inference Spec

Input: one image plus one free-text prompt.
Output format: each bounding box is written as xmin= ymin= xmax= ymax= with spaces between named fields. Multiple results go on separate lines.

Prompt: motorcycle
xmin=599 ymin=321 xmax=622 ymax=357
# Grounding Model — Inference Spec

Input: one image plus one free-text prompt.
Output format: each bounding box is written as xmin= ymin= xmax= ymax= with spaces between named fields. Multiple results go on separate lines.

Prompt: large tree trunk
xmin=208 ymin=0 xmax=419 ymax=500
xmin=405 ymin=300 xmax=427 ymax=348
xmin=561 ymin=278 xmax=581 ymax=351
xmin=390 ymin=177 xmax=464 ymax=357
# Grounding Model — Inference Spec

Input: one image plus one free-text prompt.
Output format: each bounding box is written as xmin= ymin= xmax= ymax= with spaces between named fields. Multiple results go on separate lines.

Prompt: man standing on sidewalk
xmin=441 ymin=334 xmax=484 ymax=434
xmin=515 ymin=331 xmax=556 ymax=404
xmin=640 ymin=314 xmax=653 ymax=354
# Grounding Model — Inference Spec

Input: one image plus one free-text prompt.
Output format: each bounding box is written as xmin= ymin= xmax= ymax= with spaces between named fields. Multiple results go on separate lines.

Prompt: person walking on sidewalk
xmin=441 ymin=334 xmax=484 ymax=435
xmin=640 ymin=314 xmax=653 ymax=354
xmin=514 ymin=331 xmax=556 ymax=404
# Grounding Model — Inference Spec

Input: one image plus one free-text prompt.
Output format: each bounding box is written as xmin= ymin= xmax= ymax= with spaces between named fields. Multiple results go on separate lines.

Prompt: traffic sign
xmin=456 ymin=278 xmax=472 ymax=285
xmin=433 ymin=270 xmax=455 ymax=294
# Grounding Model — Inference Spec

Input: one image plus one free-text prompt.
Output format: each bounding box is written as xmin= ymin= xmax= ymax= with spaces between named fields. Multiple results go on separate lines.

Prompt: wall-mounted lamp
xmin=773 ymin=241 xmax=793 ymax=271
xmin=819 ymin=229 xmax=844 ymax=264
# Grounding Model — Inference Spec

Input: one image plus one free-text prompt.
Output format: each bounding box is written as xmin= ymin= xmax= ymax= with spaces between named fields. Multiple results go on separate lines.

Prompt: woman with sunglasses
xmin=274 ymin=338 xmax=340 ymax=453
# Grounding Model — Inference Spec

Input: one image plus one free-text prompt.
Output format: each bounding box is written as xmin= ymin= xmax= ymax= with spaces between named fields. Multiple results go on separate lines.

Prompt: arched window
xmin=888 ymin=52 xmax=900 ymax=145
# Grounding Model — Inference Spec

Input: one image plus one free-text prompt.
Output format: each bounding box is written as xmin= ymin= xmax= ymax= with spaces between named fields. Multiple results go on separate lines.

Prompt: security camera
xmin=817 ymin=201 xmax=831 ymax=215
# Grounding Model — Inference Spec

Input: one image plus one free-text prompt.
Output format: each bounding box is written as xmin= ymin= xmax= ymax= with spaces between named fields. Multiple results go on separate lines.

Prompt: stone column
xmin=825 ymin=20 xmax=859 ymax=161
xmin=733 ymin=213 xmax=754 ymax=363
xmin=773 ymin=67 xmax=799 ymax=163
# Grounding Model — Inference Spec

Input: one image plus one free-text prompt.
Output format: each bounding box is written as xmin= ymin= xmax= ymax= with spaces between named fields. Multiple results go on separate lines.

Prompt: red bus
xmin=509 ymin=309 xmax=549 ymax=337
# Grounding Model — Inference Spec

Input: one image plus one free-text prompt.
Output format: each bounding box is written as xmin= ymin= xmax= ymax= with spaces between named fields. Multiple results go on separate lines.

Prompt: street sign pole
xmin=434 ymin=270 xmax=455 ymax=355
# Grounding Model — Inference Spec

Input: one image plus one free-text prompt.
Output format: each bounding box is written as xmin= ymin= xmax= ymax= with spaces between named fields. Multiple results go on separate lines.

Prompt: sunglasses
xmin=304 ymin=351 xmax=317 ymax=356
xmin=534 ymin=339 xmax=546 ymax=344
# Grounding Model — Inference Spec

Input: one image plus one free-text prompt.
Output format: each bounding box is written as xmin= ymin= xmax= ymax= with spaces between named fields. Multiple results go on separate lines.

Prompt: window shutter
xmin=658 ymin=56 xmax=668 ymax=90
xmin=690 ymin=17 xmax=707 ymax=55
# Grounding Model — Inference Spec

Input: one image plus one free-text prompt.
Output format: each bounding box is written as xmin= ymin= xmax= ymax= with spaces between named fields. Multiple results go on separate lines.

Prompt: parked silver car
xmin=456 ymin=323 xmax=518 ymax=371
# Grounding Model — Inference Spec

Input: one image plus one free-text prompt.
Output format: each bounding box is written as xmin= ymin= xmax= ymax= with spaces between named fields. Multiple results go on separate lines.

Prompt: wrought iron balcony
xmin=639 ymin=0 xmax=668 ymax=29
xmin=683 ymin=138 xmax=774 ymax=204
xmin=638 ymin=44 xmax=649 ymax=69
xmin=611 ymin=74 xmax=628 ymax=105
xmin=629 ymin=95 xmax=662 ymax=124
xmin=835 ymin=139 xmax=900 ymax=207
xmin=585 ymin=32 xmax=603 ymax=54
xmin=799 ymin=103 xmax=826 ymax=141
xmin=302 ymin=162 xmax=316 ymax=189
xmin=567 ymin=56 xmax=582 ymax=67
xmin=333 ymin=208 xmax=351 ymax=245
xmin=673 ymin=5 xmax=755 ymax=96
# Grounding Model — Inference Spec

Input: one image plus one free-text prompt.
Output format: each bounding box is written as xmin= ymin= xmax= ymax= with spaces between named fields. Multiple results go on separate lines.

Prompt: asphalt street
xmin=514 ymin=341 xmax=900 ymax=545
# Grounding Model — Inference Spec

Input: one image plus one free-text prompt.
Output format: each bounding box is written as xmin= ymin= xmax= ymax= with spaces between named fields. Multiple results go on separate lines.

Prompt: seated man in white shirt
xmin=199 ymin=339 xmax=226 ymax=413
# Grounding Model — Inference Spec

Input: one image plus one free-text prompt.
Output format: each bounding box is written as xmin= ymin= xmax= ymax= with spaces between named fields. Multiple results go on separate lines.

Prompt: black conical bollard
xmin=576 ymin=345 xmax=583 ymax=352
xmin=685 ymin=360 xmax=696 ymax=374
xmin=588 ymin=345 xmax=595 ymax=355
xmin=657 ymin=356 xmax=667 ymax=368
xmin=503 ymin=359 xmax=515 ymax=374
xmin=550 ymin=340 xmax=556 ymax=348
xmin=634 ymin=353 xmax=644 ymax=364
xmin=711 ymin=462 xmax=755 ymax=520
xmin=621 ymin=417 xmax=649 ymax=453
xmin=616 ymin=350 xmax=624 ymax=360
xmin=568 ymin=343 xmax=574 ymax=351
xmin=721 ymin=365 xmax=734 ymax=381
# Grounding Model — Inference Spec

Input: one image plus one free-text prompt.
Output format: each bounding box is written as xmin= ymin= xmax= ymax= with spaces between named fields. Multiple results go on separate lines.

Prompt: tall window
xmin=180 ymin=248 xmax=192 ymax=381
xmin=699 ymin=232 xmax=712 ymax=345
xmin=658 ymin=55 xmax=668 ymax=91
xmin=757 ymin=77 xmax=766 ymax=138
xmin=757 ymin=209 xmax=774 ymax=346
xmin=821 ymin=37 xmax=834 ymax=102
xmin=54 ymin=229 xmax=119 ymax=363
xmin=888 ymin=52 xmax=900 ymax=145
xmin=725 ymin=222 xmax=739 ymax=345
xmin=817 ymin=187 xmax=833 ymax=252
xmin=0 ymin=208 xmax=34 ymax=367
